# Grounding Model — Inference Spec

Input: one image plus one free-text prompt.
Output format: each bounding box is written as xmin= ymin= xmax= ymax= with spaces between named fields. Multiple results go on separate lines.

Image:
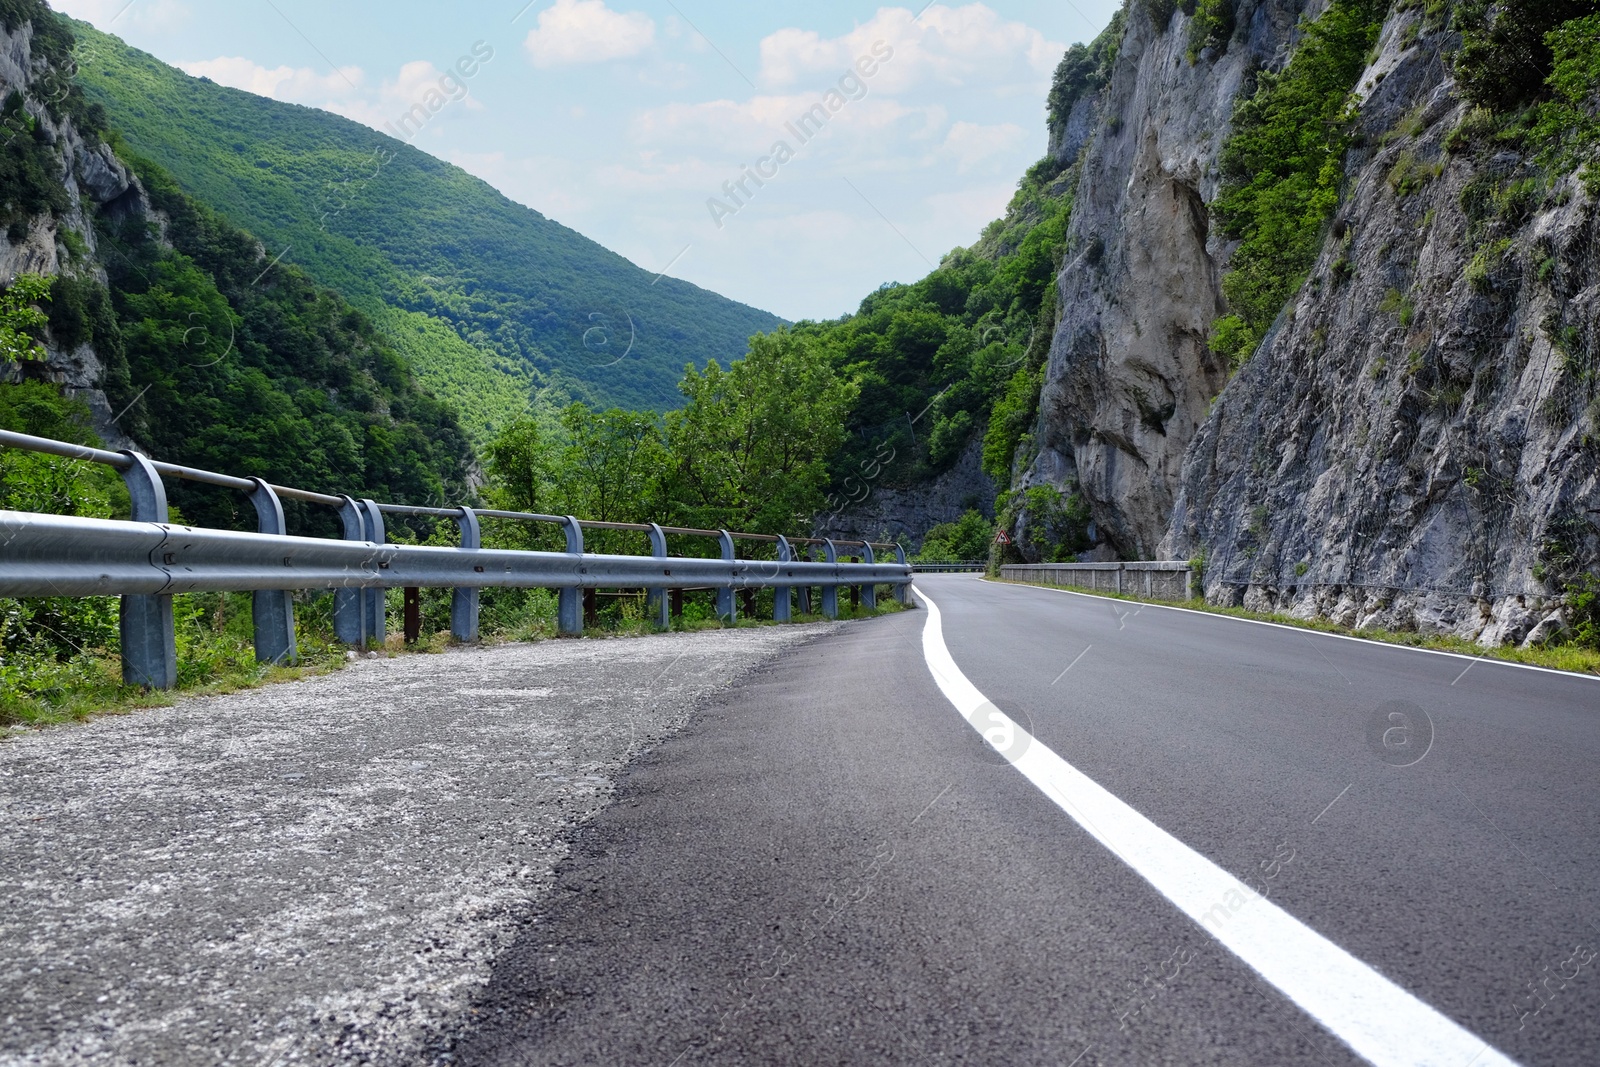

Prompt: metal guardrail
xmin=0 ymin=430 xmax=912 ymax=690
xmin=911 ymin=561 xmax=988 ymax=573
xmin=1001 ymin=561 xmax=1196 ymax=601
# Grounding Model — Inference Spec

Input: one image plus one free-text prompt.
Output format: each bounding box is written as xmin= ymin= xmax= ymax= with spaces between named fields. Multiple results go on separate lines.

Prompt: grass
xmin=990 ymin=578 xmax=1600 ymax=677
xmin=0 ymin=587 xmax=911 ymax=735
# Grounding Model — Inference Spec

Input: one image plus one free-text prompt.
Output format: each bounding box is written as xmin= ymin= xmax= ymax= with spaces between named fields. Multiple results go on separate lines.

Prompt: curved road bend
xmin=455 ymin=573 xmax=1600 ymax=1067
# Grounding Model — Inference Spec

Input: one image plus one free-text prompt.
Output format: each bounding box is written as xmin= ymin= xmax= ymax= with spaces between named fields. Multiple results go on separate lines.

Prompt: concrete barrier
xmin=1001 ymin=561 xmax=1195 ymax=601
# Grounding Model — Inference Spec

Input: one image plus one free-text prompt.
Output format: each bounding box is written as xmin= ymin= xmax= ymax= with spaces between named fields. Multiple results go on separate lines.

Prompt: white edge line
xmin=977 ymin=578 xmax=1600 ymax=684
xmin=913 ymin=586 xmax=1522 ymax=1067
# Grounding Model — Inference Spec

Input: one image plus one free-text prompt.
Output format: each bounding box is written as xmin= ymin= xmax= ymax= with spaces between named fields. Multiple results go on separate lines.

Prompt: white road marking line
xmin=913 ymin=586 xmax=1522 ymax=1067
xmin=980 ymin=578 xmax=1599 ymax=684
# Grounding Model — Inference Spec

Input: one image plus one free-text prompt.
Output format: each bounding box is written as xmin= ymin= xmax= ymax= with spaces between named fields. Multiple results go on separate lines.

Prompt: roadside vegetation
xmin=995 ymin=579 xmax=1600 ymax=677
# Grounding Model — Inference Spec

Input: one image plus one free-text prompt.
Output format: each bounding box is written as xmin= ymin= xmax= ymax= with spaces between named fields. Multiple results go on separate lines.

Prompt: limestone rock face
xmin=0 ymin=18 xmax=143 ymax=451
xmin=74 ymin=141 xmax=130 ymax=204
xmin=817 ymin=436 xmax=996 ymax=549
xmin=1028 ymin=1 xmax=1597 ymax=645
xmin=1163 ymin=14 xmax=1600 ymax=646
xmin=1030 ymin=0 xmax=1312 ymax=559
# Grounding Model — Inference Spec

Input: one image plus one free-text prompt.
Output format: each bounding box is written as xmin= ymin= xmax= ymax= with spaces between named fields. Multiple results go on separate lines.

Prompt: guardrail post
xmin=404 ymin=588 xmax=421 ymax=643
xmin=558 ymin=516 xmax=584 ymax=635
xmin=362 ymin=499 xmax=386 ymax=645
xmin=774 ymin=535 xmax=793 ymax=623
xmin=894 ymin=544 xmax=911 ymax=604
xmin=1115 ymin=564 xmax=1124 ymax=596
xmin=1186 ymin=565 xmax=1197 ymax=602
xmin=334 ymin=496 xmax=368 ymax=647
xmin=452 ymin=507 xmax=481 ymax=642
xmin=647 ymin=523 xmax=670 ymax=629
xmin=717 ymin=529 xmax=737 ymax=623
xmin=821 ymin=539 xmax=839 ymax=620
xmin=247 ymin=478 xmax=297 ymax=666
xmin=118 ymin=451 xmax=176 ymax=689
xmin=860 ymin=543 xmax=877 ymax=611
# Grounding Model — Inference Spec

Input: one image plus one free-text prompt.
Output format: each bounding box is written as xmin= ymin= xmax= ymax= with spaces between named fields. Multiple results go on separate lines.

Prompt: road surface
xmin=0 ymin=625 xmax=838 ymax=1066
xmin=453 ymin=574 xmax=1600 ymax=1066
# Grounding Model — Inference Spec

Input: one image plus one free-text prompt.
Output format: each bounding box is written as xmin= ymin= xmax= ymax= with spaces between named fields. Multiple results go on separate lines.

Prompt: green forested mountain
xmin=0 ymin=0 xmax=474 ymax=535
xmin=67 ymin=20 xmax=784 ymax=431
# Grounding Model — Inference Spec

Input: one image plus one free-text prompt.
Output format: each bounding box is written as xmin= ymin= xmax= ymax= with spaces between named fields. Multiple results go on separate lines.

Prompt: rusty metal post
xmin=403 ymin=587 xmax=421 ymax=643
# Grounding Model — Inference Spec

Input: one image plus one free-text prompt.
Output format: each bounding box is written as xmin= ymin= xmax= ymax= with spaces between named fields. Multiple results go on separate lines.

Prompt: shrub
xmin=0 ymin=273 xmax=50 ymax=361
xmin=1213 ymin=0 xmax=1384 ymax=364
xmin=1529 ymin=12 xmax=1600 ymax=193
xmin=1188 ymin=0 xmax=1237 ymax=59
xmin=1454 ymin=0 xmax=1596 ymax=113
xmin=1207 ymin=313 xmax=1258 ymax=367
xmin=1387 ymin=150 xmax=1443 ymax=196
xmin=1465 ymin=238 xmax=1513 ymax=292
xmin=983 ymin=365 xmax=1041 ymax=484
xmin=916 ymin=510 xmax=995 ymax=562
xmin=1565 ymin=573 xmax=1600 ymax=649
xmin=1021 ymin=485 xmax=1093 ymax=561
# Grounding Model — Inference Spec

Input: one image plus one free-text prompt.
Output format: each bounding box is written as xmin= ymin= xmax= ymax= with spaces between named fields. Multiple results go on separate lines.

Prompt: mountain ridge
xmin=68 ymin=19 xmax=785 ymax=430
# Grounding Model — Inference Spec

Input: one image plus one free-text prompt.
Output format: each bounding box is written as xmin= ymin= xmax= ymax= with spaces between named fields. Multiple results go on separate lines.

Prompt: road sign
xmin=994 ymin=529 xmax=1011 ymax=545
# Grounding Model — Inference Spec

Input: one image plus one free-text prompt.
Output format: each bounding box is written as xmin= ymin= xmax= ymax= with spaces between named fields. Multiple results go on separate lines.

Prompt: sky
xmin=54 ymin=1 xmax=1122 ymax=322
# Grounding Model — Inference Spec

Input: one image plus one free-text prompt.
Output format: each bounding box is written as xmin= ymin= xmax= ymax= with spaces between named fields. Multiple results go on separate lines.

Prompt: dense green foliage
xmin=90 ymin=153 xmax=475 ymax=532
xmin=1048 ymin=10 xmax=1125 ymax=132
xmin=1017 ymin=484 xmax=1093 ymax=562
xmin=914 ymin=509 xmax=994 ymax=562
xmin=666 ymin=332 xmax=858 ymax=533
xmin=484 ymin=330 xmax=855 ymax=541
xmin=1571 ymin=574 xmax=1600 ymax=650
xmin=1526 ymin=13 xmax=1600 ymax=192
xmin=790 ymin=158 xmax=1073 ymax=501
xmin=1188 ymin=0 xmax=1239 ymax=59
xmin=1454 ymin=0 xmax=1598 ymax=112
xmin=68 ymin=19 xmax=783 ymax=419
xmin=0 ymin=275 xmax=49 ymax=361
xmin=1210 ymin=0 xmax=1384 ymax=365
xmin=0 ymin=3 xmax=477 ymax=536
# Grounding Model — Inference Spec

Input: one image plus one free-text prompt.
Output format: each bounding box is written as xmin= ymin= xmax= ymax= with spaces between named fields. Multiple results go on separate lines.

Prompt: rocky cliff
xmin=818 ymin=436 xmax=996 ymax=549
xmin=1027 ymin=0 xmax=1315 ymax=559
xmin=1025 ymin=0 xmax=1598 ymax=646
xmin=0 ymin=13 xmax=141 ymax=447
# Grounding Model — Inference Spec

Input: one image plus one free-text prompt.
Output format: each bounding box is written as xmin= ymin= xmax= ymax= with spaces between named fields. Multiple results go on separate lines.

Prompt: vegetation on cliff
xmin=1209 ymin=0 xmax=1386 ymax=366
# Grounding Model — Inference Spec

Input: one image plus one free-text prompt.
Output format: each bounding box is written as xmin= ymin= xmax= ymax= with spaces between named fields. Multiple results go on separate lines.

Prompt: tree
xmin=0 ymin=274 xmax=50 ymax=362
xmin=665 ymin=330 xmax=857 ymax=534
xmin=547 ymin=404 xmax=669 ymax=526
xmin=916 ymin=510 xmax=994 ymax=562
xmin=484 ymin=415 xmax=551 ymax=515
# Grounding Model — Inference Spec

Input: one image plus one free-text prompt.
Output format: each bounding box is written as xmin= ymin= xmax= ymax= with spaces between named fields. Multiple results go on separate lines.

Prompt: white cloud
xmin=178 ymin=57 xmax=361 ymax=102
xmin=523 ymin=0 xmax=655 ymax=67
xmin=759 ymin=4 xmax=1062 ymax=96
xmin=943 ymin=121 xmax=1026 ymax=172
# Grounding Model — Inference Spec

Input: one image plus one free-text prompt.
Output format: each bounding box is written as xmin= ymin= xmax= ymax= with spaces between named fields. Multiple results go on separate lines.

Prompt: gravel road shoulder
xmin=0 ymin=624 xmax=839 ymax=1066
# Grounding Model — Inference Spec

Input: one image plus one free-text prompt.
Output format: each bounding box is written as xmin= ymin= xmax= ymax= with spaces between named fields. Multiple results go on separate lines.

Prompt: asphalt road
xmin=0 ymin=625 xmax=837 ymax=1067
xmin=451 ymin=574 xmax=1600 ymax=1067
